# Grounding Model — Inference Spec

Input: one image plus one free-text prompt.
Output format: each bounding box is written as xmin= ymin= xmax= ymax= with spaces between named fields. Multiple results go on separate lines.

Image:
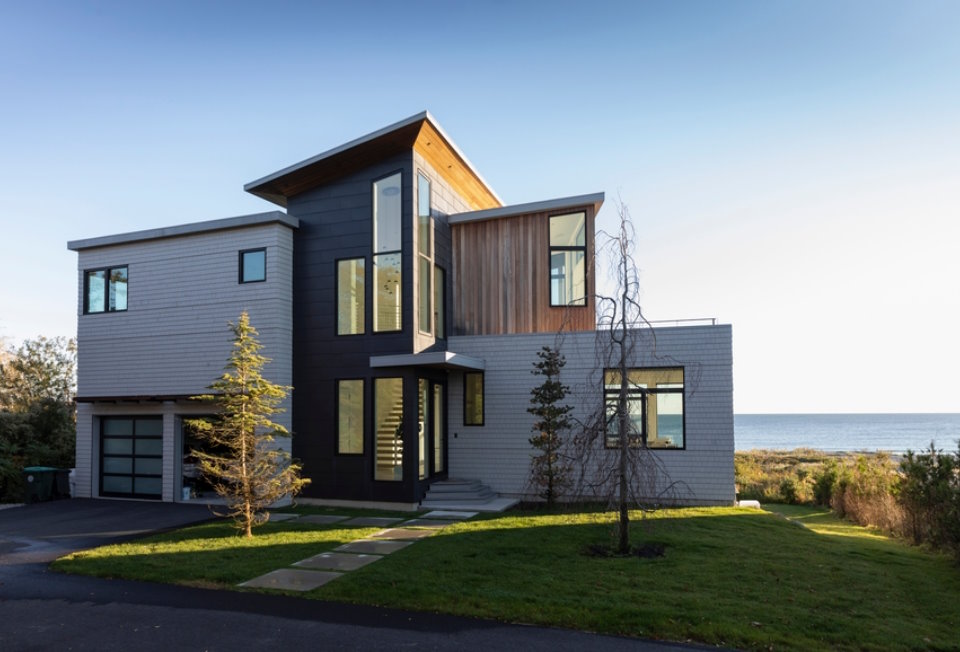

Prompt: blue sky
xmin=1 ymin=1 xmax=958 ymax=412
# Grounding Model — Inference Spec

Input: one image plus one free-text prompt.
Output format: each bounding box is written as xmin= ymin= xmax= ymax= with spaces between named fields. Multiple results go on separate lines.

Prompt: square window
xmin=84 ymin=266 xmax=128 ymax=314
xmin=240 ymin=249 xmax=266 ymax=283
xmin=604 ymin=368 xmax=684 ymax=449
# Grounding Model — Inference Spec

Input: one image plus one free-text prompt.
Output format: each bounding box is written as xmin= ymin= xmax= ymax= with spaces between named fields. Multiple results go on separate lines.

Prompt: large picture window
xmin=374 ymin=377 xmax=404 ymax=481
xmin=373 ymin=172 xmax=403 ymax=332
xmin=337 ymin=379 xmax=364 ymax=454
xmin=604 ymin=368 xmax=684 ymax=449
xmin=464 ymin=371 xmax=484 ymax=426
xmin=84 ymin=266 xmax=128 ymax=314
xmin=549 ymin=212 xmax=586 ymax=306
xmin=337 ymin=258 xmax=365 ymax=335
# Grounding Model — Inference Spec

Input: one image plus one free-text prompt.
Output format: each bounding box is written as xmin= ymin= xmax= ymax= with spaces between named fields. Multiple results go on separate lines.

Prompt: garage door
xmin=100 ymin=416 xmax=163 ymax=499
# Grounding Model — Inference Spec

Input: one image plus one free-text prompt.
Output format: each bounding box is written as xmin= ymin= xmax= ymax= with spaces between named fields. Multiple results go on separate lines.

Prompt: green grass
xmin=53 ymin=505 xmax=960 ymax=650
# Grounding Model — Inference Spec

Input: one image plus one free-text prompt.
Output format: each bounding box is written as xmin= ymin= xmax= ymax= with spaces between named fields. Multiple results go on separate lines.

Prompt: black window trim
xmin=602 ymin=366 xmax=686 ymax=451
xmin=434 ymin=264 xmax=446 ymax=341
xmin=335 ymin=377 xmax=366 ymax=456
xmin=548 ymin=210 xmax=588 ymax=308
xmin=463 ymin=371 xmax=485 ymax=426
xmin=239 ymin=248 xmax=267 ymax=284
xmin=371 ymin=169 xmax=405 ymax=334
xmin=417 ymin=169 xmax=434 ymax=336
xmin=83 ymin=265 xmax=129 ymax=315
xmin=335 ymin=256 xmax=367 ymax=336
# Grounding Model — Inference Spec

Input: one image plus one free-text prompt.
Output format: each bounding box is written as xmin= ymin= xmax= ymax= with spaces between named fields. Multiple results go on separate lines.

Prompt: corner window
xmin=604 ymin=368 xmax=684 ymax=449
xmin=337 ymin=379 xmax=364 ymax=454
xmin=464 ymin=371 xmax=484 ymax=426
xmin=84 ymin=266 xmax=127 ymax=314
xmin=240 ymin=249 xmax=266 ymax=283
xmin=549 ymin=212 xmax=586 ymax=306
xmin=373 ymin=172 xmax=402 ymax=332
xmin=337 ymin=258 xmax=365 ymax=335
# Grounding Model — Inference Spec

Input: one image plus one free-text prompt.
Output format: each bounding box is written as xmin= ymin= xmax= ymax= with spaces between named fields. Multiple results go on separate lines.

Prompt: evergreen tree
xmin=188 ymin=312 xmax=308 ymax=537
xmin=528 ymin=346 xmax=573 ymax=505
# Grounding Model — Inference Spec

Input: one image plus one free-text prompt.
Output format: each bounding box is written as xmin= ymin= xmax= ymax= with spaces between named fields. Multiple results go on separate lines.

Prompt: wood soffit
xmin=245 ymin=116 xmax=502 ymax=211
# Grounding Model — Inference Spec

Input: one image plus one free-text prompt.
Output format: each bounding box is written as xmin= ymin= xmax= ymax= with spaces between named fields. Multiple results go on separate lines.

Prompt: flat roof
xmin=369 ymin=351 xmax=485 ymax=371
xmin=244 ymin=111 xmax=503 ymax=209
xmin=447 ymin=192 xmax=605 ymax=225
xmin=67 ymin=211 xmax=298 ymax=251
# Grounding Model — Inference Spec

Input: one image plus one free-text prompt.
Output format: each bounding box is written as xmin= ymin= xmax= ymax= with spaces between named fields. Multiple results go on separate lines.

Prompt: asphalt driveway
xmin=0 ymin=498 xmax=215 ymax=563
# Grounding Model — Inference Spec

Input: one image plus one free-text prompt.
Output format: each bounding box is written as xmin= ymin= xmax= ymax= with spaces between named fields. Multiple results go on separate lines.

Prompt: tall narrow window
xmin=373 ymin=172 xmax=402 ymax=332
xmin=417 ymin=173 xmax=432 ymax=335
xmin=464 ymin=371 xmax=484 ymax=426
xmin=374 ymin=377 xmax=404 ymax=481
xmin=418 ymin=379 xmax=428 ymax=480
xmin=337 ymin=258 xmax=365 ymax=335
xmin=240 ymin=248 xmax=266 ymax=283
xmin=549 ymin=212 xmax=586 ymax=306
xmin=84 ymin=266 xmax=127 ymax=314
xmin=433 ymin=383 xmax=444 ymax=473
xmin=604 ymin=368 xmax=684 ymax=449
xmin=434 ymin=266 xmax=445 ymax=339
xmin=337 ymin=380 xmax=364 ymax=454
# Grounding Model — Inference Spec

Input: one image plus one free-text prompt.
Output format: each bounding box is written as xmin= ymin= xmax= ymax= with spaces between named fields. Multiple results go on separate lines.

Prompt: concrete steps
xmin=420 ymin=478 xmax=519 ymax=513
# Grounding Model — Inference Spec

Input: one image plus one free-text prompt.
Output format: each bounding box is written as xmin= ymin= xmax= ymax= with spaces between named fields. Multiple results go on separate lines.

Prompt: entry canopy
xmin=369 ymin=351 xmax=485 ymax=371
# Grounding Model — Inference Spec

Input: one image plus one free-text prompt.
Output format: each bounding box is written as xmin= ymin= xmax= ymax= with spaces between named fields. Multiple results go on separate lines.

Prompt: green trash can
xmin=23 ymin=466 xmax=58 ymax=502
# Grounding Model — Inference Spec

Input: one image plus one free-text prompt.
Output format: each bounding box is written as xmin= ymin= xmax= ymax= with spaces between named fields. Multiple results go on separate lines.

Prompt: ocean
xmin=734 ymin=413 xmax=960 ymax=454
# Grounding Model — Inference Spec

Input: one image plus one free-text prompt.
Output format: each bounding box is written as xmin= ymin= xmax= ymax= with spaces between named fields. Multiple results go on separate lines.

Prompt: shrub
xmin=831 ymin=454 xmax=904 ymax=534
xmin=898 ymin=443 xmax=960 ymax=559
xmin=812 ymin=460 xmax=838 ymax=506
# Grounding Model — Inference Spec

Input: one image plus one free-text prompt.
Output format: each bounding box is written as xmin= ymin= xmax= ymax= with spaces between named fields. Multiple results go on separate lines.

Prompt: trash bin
xmin=23 ymin=466 xmax=58 ymax=503
xmin=54 ymin=469 xmax=71 ymax=498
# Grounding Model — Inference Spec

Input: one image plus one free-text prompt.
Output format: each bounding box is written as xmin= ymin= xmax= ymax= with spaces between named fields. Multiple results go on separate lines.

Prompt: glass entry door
xmin=417 ymin=379 xmax=446 ymax=479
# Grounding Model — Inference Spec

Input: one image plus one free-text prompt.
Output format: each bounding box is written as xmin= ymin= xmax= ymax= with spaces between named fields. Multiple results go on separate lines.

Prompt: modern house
xmin=67 ymin=112 xmax=734 ymax=508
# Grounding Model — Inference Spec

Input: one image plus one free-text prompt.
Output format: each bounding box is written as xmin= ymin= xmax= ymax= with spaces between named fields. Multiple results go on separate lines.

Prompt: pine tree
xmin=188 ymin=312 xmax=309 ymax=537
xmin=528 ymin=346 xmax=573 ymax=505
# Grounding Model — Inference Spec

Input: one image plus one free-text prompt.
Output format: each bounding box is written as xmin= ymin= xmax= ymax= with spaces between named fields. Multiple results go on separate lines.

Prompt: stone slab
xmin=342 ymin=516 xmax=403 ymax=527
xmin=238 ymin=568 xmax=341 ymax=591
xmin=400 ymin=519 xmax=458 ymax=528
xmin=267 ymin=513 xmax=300 ymax=522
xmin=371 ymin=527 xmax=435 ymax=541
xmin=298 ymin=514 xmax=350 ymax=525
xmin=335 ymin=539 xmax=413 ymax=555
xmin=293 ymin=551 xmax=382 ymax=571
xmin=421 ymin=510 xmax=478 ymax=520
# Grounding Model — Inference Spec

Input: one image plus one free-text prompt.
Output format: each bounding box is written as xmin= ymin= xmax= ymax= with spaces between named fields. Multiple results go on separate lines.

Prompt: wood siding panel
xmin=452 ymin=206 xmax=596 ymax=335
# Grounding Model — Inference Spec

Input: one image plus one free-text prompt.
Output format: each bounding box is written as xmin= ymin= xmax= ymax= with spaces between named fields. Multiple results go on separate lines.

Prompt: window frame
xmin=603 ymin=367 xmax=686 ymax=451
xmin=239 ymin=248 xmax=267 ymax=284
xmin=335 ymin=378 xmax=365 ymax=455
xmin=548 ymin=211 xmax=588 ymax=307
xmin=463 ymin=371 xmax=485 ymax=426
xmin=417 ymin=170 xmax=433 ymax=336
xmin=372 ymin=170 xmax=404 ymax=334
xmin=434 ymin=265 xmax=446 ymax=340
xmin=83 ymin=265 xmax=128 ymax=314
xmin=335 ymin=256 xmax=366 ymax=336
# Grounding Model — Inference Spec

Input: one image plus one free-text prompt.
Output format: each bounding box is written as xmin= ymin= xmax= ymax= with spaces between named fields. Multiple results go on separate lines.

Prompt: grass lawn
xmin=53 ymin=505 xmax=960 ymax=650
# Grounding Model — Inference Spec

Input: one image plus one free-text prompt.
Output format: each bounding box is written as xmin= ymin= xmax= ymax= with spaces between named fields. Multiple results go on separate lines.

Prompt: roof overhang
xmin=447 ymin=192 xmax=605 ymax=225
xmin=244 ymin=111 xmax=502 ymax=210
xmin=369 ymin=351 xmax=485 ymax=371
xmin=67 ymin=211 xmax=297 ymax=251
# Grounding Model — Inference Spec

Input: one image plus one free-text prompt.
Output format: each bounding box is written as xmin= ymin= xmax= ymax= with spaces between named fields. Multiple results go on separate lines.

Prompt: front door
xmin=417 ymin=379 xmax=447 ymax=479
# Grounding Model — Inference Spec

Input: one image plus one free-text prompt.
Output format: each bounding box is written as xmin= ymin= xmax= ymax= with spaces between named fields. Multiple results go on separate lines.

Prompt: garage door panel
xmin=100 ymin=416 xmax=163 ymax=500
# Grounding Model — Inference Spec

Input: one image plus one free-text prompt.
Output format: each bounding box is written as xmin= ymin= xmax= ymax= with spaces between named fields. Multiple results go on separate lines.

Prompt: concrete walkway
xmin=239 ymin=510 xmax=478 ymax=591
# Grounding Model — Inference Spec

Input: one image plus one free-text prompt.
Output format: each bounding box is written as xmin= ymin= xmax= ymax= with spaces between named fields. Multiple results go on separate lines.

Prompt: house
xmin=67 ymin=112 xmax=734 ymax=508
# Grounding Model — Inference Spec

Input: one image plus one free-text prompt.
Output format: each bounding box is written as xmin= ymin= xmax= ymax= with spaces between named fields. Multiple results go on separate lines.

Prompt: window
xmin=240 ymin=248 xmax=266 ymax=283
xmin=374 ymin=377 xmax=404 ymax=481
xmin=337 ymin=258 xmax=365 ymax=335
xmin=417 ymin=173 xmax=432 ymax=335
xmin=373 ymin=172 xmax=402 ymax=332
xmin=464 ymin=371 xmax=484 ymax=426
xmin=337 ymin=379 xmax=364 ymax=454
xmin=84 ymin=266 xmax=127 ymax=314
xmin=604 ymin=368 xmax=684 ymax=449
xmin=418 ymin=379 xmax=428 ymax=480
xmin=549 ymin=212 xmax=586 ymax=306
xmin=434 ymin=266 xmax=445 ymax=339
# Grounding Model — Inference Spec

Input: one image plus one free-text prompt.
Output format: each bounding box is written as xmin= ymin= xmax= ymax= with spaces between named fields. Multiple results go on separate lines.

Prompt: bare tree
xmin=569 ymin=201 xmax=695 ymax=554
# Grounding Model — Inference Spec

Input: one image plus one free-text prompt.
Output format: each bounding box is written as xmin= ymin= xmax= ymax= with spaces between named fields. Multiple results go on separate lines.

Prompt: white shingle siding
xmin=447 ymin=325 xmax=734 ymax=505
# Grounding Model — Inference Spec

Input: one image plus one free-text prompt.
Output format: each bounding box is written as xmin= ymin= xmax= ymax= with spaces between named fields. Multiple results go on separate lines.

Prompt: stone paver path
xmin=239 ymin=509 xmax=476 ymax=591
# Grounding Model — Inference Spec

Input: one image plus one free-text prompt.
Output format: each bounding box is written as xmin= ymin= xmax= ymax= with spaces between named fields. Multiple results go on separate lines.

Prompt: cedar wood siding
xmin=452 ymin=205 xmax=597 ymax=336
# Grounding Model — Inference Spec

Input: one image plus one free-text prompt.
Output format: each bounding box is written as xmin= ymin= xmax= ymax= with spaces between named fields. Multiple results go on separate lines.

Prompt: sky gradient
xmin=1 ymin=1 xmax=958 ymax=413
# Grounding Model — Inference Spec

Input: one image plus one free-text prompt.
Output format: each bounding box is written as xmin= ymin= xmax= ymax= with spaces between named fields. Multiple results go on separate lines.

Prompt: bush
xmin=830 ymin=453 xmax=904 ymax=534
xmin=812 ymin=460 xmax=838 ymax=506
xmin=898 ymin=443 xmax=960 ymax=560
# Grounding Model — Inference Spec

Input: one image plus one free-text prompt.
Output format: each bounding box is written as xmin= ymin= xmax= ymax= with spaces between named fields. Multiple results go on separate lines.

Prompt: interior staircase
xmin=420 ymin=478 xmax=519 ymax=512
